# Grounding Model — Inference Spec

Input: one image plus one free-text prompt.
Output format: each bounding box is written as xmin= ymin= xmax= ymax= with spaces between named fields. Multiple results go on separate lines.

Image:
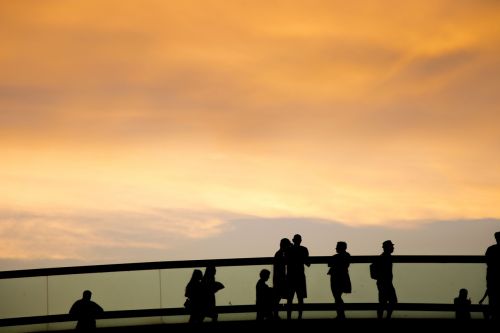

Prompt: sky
xmin=1 ymin=0 xmax=500 ymax=270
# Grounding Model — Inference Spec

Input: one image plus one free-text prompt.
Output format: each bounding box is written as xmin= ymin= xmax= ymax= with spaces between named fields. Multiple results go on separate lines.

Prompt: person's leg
xmin=386 ymin=284 xmax=397 ymax=320
xmin=273 ymin=292 xmax=280 ymax=319
xmin=287 ymin=291 xmax=294 ymax=320
xmin=297 ymin=296 xmax=304 ymax=320
xmin=377 ymin=282 xmax=385 ymax=319
xmin=333 ymin=290 xmax=345 ymax=319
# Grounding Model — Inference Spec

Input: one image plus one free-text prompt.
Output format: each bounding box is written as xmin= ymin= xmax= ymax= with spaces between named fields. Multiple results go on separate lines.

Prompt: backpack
xmin=369 ymin=262 xmax=379 ymax=280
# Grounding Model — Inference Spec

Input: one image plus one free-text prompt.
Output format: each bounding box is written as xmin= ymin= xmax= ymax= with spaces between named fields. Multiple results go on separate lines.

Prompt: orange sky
xmin=1 ymin=1 xmax=499 ymax=267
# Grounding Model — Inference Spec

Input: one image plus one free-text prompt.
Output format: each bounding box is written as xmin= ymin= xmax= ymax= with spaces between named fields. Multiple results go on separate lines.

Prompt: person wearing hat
xmin=374 ymin=240 xmax=397 ymax=319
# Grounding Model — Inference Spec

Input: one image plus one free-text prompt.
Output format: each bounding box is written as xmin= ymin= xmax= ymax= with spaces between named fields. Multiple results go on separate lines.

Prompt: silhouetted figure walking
xmin=286 ymin=234 xmax=310 ymax=320
xmin=454 ymin=288 xmax=471 ymax=320
xmin=485 ymin=231 xmax=500 ymax=320
xmin=185 ymin=269 xmax=204 ymax=324
xmin=256 ymin=269 xmax=273 ymax=321
xmin=328 ymin=241 xmax=351 ymax=320
xmin=374 ymin=240 xmax=397 ymax=320
xmin=273 ymin=237 xmax=291 ymax=319
xmin=200 ymin=265 xmax=224 ymax=322
xmin=69 ymin=290 xmax=103 ymax=332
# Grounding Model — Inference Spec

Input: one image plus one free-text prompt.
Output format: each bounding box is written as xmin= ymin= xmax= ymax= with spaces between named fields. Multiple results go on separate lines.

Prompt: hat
xmin=383 ymin=240 xmax=394 ymax=246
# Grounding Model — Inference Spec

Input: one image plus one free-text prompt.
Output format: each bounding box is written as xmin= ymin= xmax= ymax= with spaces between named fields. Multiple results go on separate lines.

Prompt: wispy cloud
xmin=0 ymin=208 xmax=231 ymax=263
xmin=0 ymin=1 xmax=499 ymax=267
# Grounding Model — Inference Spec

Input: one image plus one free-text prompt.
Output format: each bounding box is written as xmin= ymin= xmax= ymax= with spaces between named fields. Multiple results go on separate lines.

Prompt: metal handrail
xmin=0 ymin=255 xmax=485 ymax=279
xmin=0 ymin=256 xmax=487 ymax=327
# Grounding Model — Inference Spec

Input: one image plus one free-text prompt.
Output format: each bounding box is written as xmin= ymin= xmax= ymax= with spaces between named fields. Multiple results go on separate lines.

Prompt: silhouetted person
xmin=485 ymin=231 xmax=500 ymax=320
xmin=374 ymin=240 xmax=397 ymax=320
xmin=256 ymin=269 xmax=273 ymax=321
xmin=69 ymin=290 xmax=103 ymax=332
xmin=185 ymin=269 xmax=204 ymax=324
xmin=286 ymin=234 xmax=310 ymax=320
xmin=454 ymin=288 xmax=471 ymax=320
xmin=273 ymin=237 xmax=291 ymax=319
xmin=328 ymin=241 xmax=351 ymax=320
xmin=200 ymin=265 xmax=224 ymax=322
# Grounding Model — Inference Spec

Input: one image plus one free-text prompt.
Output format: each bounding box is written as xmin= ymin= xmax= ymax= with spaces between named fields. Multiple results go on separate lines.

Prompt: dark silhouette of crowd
xmin=66 ymin=231 xmax=499 ymax=330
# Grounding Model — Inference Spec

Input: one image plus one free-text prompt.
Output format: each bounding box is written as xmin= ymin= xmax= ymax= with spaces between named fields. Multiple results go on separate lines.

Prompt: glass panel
xmin=47 ymin=270 xmax=162 ymax=331
xmin=0 ymin=277 xmax=47 ymax=318
xmin=0 ymin=261 xmax=489 ymax=331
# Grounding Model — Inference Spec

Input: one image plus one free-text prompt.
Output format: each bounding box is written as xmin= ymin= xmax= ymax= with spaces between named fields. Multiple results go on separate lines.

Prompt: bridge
xmin=0 ymin=256 xmax=491 ymax=331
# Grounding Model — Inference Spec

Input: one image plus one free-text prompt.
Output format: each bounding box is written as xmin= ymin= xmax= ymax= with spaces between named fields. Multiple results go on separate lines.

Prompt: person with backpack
xmin=373 ymin=240 xmax=397 ymax=320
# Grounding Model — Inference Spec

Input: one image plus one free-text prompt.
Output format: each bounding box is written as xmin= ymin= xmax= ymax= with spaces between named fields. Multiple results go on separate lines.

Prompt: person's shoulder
xmin=485 ymin=244 xmax=497 ymax=254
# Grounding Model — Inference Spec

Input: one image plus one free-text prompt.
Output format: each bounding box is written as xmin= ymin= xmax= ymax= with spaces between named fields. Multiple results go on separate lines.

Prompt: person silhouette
xmin=454 ymin=288 xmax=471 ymax=320
xmin=485 ymin=231 xmax=500 ymax=320
xmin=185 ymin=269 xmax=204 ymax=324
xmin=328 ymin=241 xmax=351 ymax=320
xmin=200 ymin=265 xmax=224 ymax=322
xmin=286 ymin=234 xmax=310 ymax=320
xmin=69 ymin=290 xmax=103 ymax=331
xmin=374 ymin=240 xmax=397 ymax=320
xmin=273 ymin=237 xmax=291 ymax=319
xmin=256 ymin=269 xmax=273 ymax=321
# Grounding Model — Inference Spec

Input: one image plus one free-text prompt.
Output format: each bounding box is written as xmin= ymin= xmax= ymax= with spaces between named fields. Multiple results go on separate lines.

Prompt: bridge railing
xmin=0 ymin=256 xmax=487 ymax=332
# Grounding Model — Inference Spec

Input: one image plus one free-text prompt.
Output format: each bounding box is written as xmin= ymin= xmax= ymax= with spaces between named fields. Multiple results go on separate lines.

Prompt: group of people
xmin=68 ymin=231 xmax=500 ymax=330
xmin=268 ymin=234 xmax=395 ymax=321
xmin=184 ymin=265 xmax=225 ymax=324
xmin=185 ymin=232 xmax=500 ymax=323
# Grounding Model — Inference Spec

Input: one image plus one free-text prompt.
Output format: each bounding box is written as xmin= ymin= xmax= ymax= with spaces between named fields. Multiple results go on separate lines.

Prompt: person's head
xmin=260 ymin=269 xmax=270 ymax=281
xmin=280 ymin=238 xmax=291 ymax=250
xmin=292 ymin=234 xmax=302 ymax=245
xmin=82 ymin=290 xmax=92 ymax=301
xmin=191 ymin=269 xmax=203 ymax=282
xmin=336 ymin=241 xmax=347 ymax=254
xmin=382 ymin=240 xmax=394 ymax=254
xmin=495 ymin=231 xmax=500 ymax=244
xmin=205 ymin=265 xmax=216 ymax=278
xmin=459 ymin=288 xmax=468 ymax=299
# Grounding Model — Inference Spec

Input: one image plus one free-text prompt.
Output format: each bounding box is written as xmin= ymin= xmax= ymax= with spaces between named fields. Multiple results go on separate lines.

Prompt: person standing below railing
xmin=374 ymin=240 xmax=397 ymax=320
xmin=454 ymin=288 xmax=471 ymax=320
xmin=256 ymin=269 xmax=274 ymax=321
xmin=69 ymin=290 xmax=103 ymax=332
xmin=485 ymin=231 xmax=500 ymax=321
xmin=328 ymin=241 xmax=351 ymax=320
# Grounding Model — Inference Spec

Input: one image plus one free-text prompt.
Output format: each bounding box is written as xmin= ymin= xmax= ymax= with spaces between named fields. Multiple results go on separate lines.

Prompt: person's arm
xmin=479 ymin=289 xmax=488 ymax=304
xmin=69 ymin=303 xmax=76 ymax=315
xmin=305 ymin=247 xmax=311 ymax=267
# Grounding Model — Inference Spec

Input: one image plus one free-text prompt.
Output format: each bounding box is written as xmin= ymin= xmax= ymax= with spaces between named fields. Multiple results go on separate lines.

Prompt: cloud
xmin=1 ymin=211 xmax=499 ymax=270
xmin=0 ymin=1 xmax=499 ymax=268
xmin=0 ymin=208 xmax=232 ymax=263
